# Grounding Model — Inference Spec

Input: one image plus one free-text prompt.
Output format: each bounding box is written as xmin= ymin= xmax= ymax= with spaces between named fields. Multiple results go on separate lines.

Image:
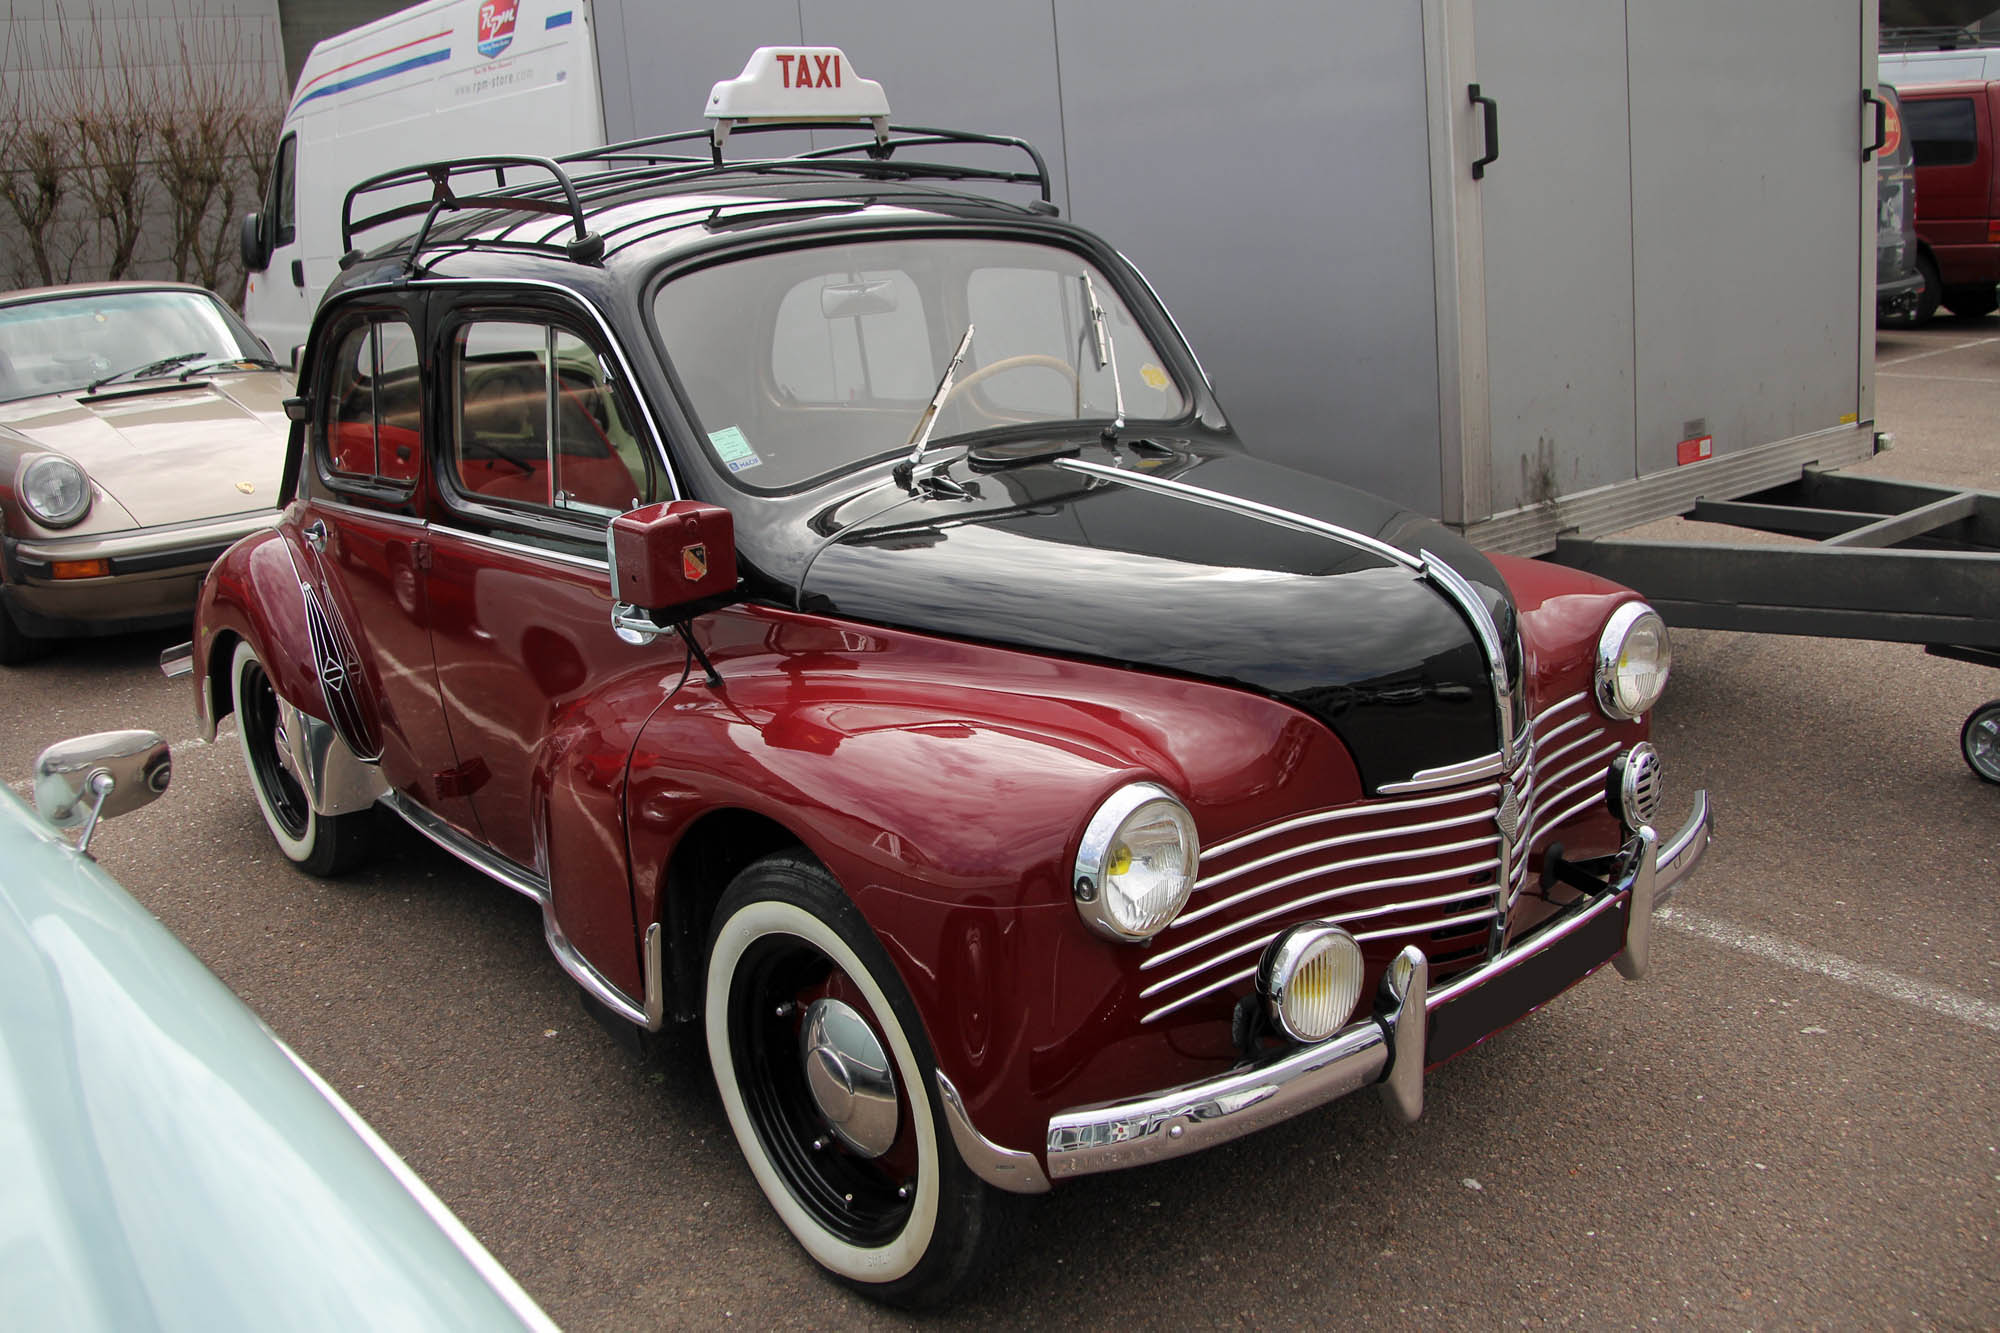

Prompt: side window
xmin=1905 ymin=98 xmax=1978 ymax=167
xmin=272 ymin=134 xmax=297 ymax=245
xmin=320 ymin=318 xmax=422 ymax=491
xmin=452 ymin=318 xmax=657 ymax=521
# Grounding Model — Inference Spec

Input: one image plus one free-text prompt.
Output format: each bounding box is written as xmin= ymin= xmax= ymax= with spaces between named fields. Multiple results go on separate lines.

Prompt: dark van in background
xmin=1899 ymin=78 xmax=2000 ymax=320
xmin=1877 ymin=84 xmax=1924 ymax=325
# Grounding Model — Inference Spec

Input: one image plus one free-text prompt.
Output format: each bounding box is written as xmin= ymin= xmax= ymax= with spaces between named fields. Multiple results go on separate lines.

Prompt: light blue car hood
xmin=0 ymin=791 xmax=556 ymax=1332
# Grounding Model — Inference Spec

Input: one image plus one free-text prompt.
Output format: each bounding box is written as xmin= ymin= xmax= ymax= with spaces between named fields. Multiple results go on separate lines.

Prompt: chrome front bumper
xmin=1038 ymin=791 xmax=1712 ymax=1183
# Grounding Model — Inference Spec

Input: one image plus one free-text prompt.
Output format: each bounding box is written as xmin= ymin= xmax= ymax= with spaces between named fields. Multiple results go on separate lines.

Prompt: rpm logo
xmin=477 ymin=0 xmax=518 ymax=59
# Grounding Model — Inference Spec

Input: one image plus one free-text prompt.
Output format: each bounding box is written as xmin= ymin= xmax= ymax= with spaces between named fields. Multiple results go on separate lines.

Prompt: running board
xmin=379 ymin=791 xmax=664 ymax=1031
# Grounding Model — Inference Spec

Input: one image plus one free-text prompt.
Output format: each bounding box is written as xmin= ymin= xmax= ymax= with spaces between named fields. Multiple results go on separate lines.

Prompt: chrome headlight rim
xmin=1073 ymin=780 xmax=1200 ymax=943
xmin=18 ymin=453 xmax=92 ymax=529
xmin=1257 ymin=922 xmax=1365 ymax=1043
xmin=1594 ymin=601 xmax=1671 ymax=721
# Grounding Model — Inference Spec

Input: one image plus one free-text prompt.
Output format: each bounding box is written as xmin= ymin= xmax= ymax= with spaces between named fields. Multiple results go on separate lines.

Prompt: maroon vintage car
xmin=178 ymin=51 xmax=1710 ymax=1306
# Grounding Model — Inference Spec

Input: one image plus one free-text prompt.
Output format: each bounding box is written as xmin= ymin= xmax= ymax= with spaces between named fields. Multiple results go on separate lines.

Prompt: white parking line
xmin=1877 ymin=334 xmax=2000 ymax=368
xmin=1876 ymin=370 xmax=2000 ymax=384
xmin=1659 ymin=907 xmax=2000 ymax=1035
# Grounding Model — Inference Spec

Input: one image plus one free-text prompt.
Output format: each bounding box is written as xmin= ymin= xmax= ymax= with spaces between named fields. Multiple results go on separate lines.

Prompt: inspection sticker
xmin=709 ymin=425 xmax=763 ymax=473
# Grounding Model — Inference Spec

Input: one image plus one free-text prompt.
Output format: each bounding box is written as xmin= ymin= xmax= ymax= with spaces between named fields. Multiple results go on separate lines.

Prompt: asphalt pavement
xmin=4 ymin=322 xmax=1995 ymax=1329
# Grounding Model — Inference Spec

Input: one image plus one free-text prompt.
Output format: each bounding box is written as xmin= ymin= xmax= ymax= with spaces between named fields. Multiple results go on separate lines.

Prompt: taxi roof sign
xmin=706 ymin=47 xmax=891 ymax=148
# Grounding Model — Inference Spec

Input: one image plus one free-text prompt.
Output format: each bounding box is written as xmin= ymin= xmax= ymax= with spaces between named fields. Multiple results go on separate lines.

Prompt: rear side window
xmin=321 ymin=319 xmax=422 ymax=490
xmin=1905 ymin=97 xmax=1978 ymax=167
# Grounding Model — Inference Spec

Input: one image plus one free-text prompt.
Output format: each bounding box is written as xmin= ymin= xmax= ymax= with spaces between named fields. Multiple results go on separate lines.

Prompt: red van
xmin=1900 ymin=79 xmax=2000 ymax=320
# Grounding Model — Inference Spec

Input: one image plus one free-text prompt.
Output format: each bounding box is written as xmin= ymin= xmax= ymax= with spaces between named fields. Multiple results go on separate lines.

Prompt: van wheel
xmin=231 ymin=640 xmax=373 ymax=875
xmin=1942 ymin=283 xmax=1998 ymax=319
xmin=704 ymin=854 xmax=1022 ymax=1307
xmin=1963 ymin=700 xmax=2000 ymax=784
xmin=1915 ymin=252 xmax=1942 ymax=324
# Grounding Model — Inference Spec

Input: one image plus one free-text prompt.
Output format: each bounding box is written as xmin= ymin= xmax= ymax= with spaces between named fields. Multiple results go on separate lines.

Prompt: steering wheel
xmin=940 ymin=353 xmax=1079 ymax=410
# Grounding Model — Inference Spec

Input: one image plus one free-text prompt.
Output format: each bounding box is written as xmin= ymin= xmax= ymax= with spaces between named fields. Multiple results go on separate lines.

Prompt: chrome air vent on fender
xmin=1139 ymin=691 xmax=1616 ymax=1026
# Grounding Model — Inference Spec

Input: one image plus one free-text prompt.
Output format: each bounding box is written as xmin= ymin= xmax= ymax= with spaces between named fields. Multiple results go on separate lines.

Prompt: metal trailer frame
xmin=1553 ymin=468 xmax=2000 ymax=779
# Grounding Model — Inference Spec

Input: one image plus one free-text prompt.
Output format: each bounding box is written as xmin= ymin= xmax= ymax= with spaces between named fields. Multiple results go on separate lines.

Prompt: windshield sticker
xmin=1140 ymin=363 xmax=1170 ymax=391
xmin=709 ymin=425 xmax=764 ymax=473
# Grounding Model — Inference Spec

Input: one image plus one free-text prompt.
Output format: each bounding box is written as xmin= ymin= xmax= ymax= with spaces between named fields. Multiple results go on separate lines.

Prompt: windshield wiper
xmin=892 ymin=322 xmax=976 ymax=493
xmin=178 ymin=354 xmax=282 ymax=380
xmin=87 ymin=351 xmax=208 ymax=393
xmin=1081 ymin=272 xmax=1125 ymax=438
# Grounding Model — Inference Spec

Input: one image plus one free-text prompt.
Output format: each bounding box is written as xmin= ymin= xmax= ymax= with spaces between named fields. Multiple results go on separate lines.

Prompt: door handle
xmin=304 ymin=519 xmax=326 ymax=553
xmin=1469 ymin=83 xmax=1500 ymax=179
xmin=291 ymin=258 xmax=305 ymax=288
xmin=1862 ymin=89 xmax=1887 ymax=161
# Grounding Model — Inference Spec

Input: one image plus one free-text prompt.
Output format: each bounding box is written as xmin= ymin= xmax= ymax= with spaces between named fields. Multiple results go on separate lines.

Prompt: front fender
xmin=193 ymin=526 xmax=323 ymax=737
xmin=625 ymin=605 xmax=1364 ymax=1161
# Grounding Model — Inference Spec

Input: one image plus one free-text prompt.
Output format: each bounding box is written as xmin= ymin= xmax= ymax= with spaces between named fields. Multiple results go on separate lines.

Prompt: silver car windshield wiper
xmin=894 ymin=322 xmax=976 ymax=491
xmin=87 ymin=351 xmax=208 ymax=393
xmin=1081 ymin=272 xmax=1125 ymax=433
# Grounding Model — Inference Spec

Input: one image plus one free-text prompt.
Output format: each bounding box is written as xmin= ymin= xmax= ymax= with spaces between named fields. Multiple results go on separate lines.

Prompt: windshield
xmin=652 ymin=237 xmax=1190 ymax=491
xmin=0 ymin=289 xmax=265 ymax=403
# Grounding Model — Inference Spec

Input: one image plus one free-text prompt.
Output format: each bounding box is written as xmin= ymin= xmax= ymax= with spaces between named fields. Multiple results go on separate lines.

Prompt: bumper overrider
xmin=1032 ymin=791 xmax=1712 ymax=1183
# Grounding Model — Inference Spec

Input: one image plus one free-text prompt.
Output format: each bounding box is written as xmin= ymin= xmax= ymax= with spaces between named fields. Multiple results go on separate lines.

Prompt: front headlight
xmin=1595 ymin=602 xmax=1671 ymax=720
xmin=1073 ymin=782 xmax=1199 ymax=942
xmin=19 ymin=455 xmax=92 ymax=528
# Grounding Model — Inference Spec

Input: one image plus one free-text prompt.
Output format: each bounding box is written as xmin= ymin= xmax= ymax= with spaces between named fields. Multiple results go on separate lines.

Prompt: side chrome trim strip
xmin=934 ymin=1071 xmax=1051 ymax=1195
xmin=1051 ymin=457 xmax=1421 ymax=571
xmin=378 ymin=791 xmax=665 ymax=1030
xmin=1379 ymin=751 xmax=1506 ymax=794
xmin=446 ymin=525 xmax=609 ymax=572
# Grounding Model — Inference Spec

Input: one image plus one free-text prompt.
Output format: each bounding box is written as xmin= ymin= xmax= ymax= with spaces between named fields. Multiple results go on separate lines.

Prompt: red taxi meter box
xmin=610 ymin=501 xmax=738 ymax=612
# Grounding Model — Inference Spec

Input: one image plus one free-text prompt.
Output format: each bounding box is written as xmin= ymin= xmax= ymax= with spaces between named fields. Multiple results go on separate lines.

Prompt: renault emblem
xmin=682 ymin=543 xmax=709 ymax=582
xmin=1495 ymin=782 xmax=1522 ymax=842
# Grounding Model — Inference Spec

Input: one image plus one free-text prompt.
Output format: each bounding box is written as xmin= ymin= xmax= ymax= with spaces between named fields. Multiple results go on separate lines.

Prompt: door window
xmin=320 ymin=318 xmax=422 ymax=490
xmin=271 ymin=134 xmax=297 ymax=245
xmin=451 ymin=318 xmax=659 ymax=521
xmin=1905 ymin=98 xmax=1978 ymax=167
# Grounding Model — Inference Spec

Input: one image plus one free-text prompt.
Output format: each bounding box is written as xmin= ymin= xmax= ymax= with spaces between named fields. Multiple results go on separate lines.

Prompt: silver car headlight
xmin=19 ymin=454 xmax=92 ymax=528
xmin=1595 ymin=602 xmax=1671 ymax=720
xmin=1073 ymin=782 xmax=1199 ymax=942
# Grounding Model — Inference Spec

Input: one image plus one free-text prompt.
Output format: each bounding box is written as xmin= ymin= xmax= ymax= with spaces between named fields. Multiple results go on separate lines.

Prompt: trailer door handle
xmin=1862 ymin=89 xmax=1887 ymax=161
xmin=291 ymin=258 xmax=305 ymax=288
xmin=1469 ymin=84 xmax=1500 ymax=179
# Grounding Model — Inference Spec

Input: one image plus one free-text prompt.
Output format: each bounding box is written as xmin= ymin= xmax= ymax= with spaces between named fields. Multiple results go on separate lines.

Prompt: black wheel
xmin=1942 ymin=282 xmax=1999 ymax=319
xmin=0 ymin=599 xmax=50 ymax=666
xmin=1962 ymin=700 xmax=2000 ymax=784
xmin=1915 ymin=251 xmax=1942 ymax=324
xmin=231 ymin=640 xmax=373 ymax=875
xmin=704 ymin=854 xmax=1021 ymax=1307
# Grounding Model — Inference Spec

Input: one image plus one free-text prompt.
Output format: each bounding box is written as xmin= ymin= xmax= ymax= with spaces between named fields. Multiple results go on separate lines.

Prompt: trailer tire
xmin=1962 ymin=700 xmax=2000 ymax=784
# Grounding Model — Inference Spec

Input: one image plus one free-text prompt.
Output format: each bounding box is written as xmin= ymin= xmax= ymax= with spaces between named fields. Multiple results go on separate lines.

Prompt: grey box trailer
xmin=594 ymin=0 xmax=1884 ymax=555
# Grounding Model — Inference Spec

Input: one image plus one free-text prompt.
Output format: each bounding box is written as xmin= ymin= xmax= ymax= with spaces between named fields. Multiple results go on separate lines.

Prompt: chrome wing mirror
xmin=34 ymin=730 xmax=172 ymax=855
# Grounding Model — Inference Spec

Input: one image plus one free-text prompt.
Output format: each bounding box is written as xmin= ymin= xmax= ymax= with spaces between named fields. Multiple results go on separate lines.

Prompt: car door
xmin=1904 ymin=87 xmax=1992 ymax=279
xmin=296 ymin=297 xmax=481 ymax=834
xmin=422 ymin=295 xmax=677 ymax=970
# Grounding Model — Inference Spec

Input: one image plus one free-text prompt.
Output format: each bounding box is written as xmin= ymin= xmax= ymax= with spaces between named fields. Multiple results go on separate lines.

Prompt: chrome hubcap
xmin=799 ymin=997 xmax=899 ymax=1158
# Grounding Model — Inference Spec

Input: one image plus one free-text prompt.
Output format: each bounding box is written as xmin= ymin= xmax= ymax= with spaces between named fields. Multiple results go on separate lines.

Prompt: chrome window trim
xmin=444 ymin=524 xmax=609 ymax=572
xmin=315 ymin=497 xmax=429 ymax=529
xmin=1052 ymin=457 xmax=1422 ymax=571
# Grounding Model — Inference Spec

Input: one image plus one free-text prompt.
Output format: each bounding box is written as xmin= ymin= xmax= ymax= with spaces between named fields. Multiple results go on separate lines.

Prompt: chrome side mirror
xmin=34 ymin=730 xmax=172 ymax=854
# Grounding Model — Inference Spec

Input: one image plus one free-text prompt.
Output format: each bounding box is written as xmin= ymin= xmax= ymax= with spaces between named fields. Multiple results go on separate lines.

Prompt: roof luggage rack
xmin=337 ymin=46 xmax=1056 ymax=272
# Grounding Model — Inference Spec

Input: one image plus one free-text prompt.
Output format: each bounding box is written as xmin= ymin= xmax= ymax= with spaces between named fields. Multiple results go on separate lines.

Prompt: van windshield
xmin=651 ymin=237 xmax=1189 ymax=491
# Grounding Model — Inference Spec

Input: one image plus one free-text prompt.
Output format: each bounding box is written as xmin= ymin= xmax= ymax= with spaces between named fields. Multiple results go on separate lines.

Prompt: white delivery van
xmin=240 ymin=0 xmax=603 ymax=362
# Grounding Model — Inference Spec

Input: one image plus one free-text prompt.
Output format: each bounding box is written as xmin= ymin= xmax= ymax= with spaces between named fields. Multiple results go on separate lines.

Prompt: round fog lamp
xmin=1258 ymin=923 xmax=1364 ymax=1043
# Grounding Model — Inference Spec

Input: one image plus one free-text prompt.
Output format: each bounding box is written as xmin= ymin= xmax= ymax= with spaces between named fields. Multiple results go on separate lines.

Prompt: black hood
xmin=788 ymin=441 xmax=1517 ymax=795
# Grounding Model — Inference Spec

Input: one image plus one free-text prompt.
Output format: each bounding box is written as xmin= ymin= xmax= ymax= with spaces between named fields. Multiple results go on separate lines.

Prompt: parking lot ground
xmin=3 ymin=321 xmax=1995 ymax=1329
